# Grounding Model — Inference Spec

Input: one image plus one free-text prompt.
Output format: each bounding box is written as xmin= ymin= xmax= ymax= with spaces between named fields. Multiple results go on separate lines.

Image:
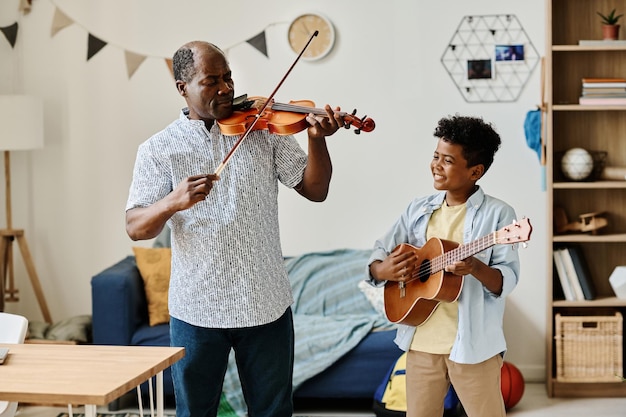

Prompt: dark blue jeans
xmin=170 ymin=308 xmax=294 ymax=417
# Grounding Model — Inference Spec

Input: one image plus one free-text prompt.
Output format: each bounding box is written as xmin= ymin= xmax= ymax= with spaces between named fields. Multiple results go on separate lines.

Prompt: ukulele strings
xmin=406 ymin=232 xmax=496 ymax=284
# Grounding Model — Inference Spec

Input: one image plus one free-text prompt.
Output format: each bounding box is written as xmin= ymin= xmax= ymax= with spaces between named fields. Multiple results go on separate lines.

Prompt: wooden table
xmin=0 ymin=344 xmax=184 ymax=417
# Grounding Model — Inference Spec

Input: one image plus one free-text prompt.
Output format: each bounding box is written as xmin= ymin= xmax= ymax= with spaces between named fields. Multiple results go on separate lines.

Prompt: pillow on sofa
xmin=357 ymin=280 xmax=386 ymax=317
xmin=132 ymin=247 xmax=171 ymax=326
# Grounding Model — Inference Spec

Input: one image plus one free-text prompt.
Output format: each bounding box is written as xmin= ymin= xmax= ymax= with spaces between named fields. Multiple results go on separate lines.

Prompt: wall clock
xmin=287 ymin=13 xmax=335 ymax=61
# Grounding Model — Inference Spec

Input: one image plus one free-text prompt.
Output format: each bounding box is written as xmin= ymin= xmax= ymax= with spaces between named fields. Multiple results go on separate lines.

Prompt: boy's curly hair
xmin=433 ymin=115 xmax=501 ymax=172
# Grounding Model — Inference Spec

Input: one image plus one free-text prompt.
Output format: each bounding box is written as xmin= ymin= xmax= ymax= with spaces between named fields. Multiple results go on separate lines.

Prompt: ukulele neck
xmin=433 ymin=233 xmax=496 ymax=273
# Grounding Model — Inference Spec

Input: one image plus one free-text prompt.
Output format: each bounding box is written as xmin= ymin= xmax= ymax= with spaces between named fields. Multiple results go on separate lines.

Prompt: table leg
xmin=147 ymin=377 xmax=154 ymax=417
xmin=84 ymin=404 xmax=97 ymax=417
xmin=137 ymin=385 xmax=144 ymax=417
xmin=156 ymin=371 xmax=163 ymax=417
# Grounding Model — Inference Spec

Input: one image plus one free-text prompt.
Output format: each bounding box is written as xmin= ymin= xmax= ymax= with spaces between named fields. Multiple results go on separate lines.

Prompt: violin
xmin=214 ymin=30 xmax=373 ymax=176
xmin=217 ymin=95 xmax=375 ymax=136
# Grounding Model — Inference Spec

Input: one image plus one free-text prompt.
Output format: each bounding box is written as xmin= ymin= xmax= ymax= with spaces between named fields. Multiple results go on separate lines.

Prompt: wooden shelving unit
xmin=546 ymin=0 xmax=626 ymax=397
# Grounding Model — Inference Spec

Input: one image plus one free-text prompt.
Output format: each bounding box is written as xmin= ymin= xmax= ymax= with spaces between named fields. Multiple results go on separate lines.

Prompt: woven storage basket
xmin=555 ymin=313 xmax=623 ymax=382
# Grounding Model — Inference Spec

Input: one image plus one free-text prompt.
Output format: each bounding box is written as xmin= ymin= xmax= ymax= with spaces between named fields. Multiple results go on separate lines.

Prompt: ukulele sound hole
xmin=419 ymin=259 xmax=431 ymax=283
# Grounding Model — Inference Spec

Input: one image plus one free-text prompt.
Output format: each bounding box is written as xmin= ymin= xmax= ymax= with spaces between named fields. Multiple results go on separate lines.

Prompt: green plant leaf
xmin=598 ymin=9 xmax=623 ymax=25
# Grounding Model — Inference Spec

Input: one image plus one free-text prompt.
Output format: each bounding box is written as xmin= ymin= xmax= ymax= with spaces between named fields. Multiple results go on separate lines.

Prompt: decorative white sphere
xmin=561 ymin=148 xmax=594 ymax=180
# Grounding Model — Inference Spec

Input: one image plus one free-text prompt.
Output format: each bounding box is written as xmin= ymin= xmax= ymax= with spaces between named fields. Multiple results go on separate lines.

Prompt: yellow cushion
xmin=132 ymin=247 xmax=171 ymax=326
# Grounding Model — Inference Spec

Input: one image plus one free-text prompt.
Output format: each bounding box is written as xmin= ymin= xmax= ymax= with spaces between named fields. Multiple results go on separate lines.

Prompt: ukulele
xmin=384 ymin=218 xmax=532 ymax=326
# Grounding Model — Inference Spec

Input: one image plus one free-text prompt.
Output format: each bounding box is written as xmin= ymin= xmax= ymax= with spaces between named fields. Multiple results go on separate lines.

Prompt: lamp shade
xmin=0 ymin=95 xmax=44 ymax=151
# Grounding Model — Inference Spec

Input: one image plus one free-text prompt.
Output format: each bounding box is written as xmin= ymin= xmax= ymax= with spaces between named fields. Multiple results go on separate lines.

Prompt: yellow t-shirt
xmin=410 ymin=201 xmax=465 ymax=354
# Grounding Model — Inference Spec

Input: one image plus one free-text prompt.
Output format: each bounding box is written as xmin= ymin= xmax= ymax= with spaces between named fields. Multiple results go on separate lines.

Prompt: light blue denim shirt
xmin=367 ymin=186 xmax=521 ymax=364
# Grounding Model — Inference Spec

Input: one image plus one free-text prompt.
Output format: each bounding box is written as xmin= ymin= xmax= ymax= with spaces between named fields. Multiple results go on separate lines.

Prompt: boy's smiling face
xmin=431 ymin=138 xmax=484 ymax=205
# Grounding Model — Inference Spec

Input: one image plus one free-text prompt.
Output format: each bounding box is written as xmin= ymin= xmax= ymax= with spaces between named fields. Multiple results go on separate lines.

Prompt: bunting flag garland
xmin=87 ymin=33 xmax=107 ymax=60
xmin=1 ymin=22 xmax=18 ymax=48
xmin=7 ymin=0 xmax=279 ymax=80
xmin=246 ymin=31 xmax=268 ymax=57
xmin=50 ymin=7 xmax=72 ymax=37
xmin=125 ymin=50 xmax=147 ymax=78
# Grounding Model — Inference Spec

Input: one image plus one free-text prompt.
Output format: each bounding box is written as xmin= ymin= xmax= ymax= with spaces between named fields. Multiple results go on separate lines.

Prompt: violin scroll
xmin=343 ymin=109 xmax=375 ymax=134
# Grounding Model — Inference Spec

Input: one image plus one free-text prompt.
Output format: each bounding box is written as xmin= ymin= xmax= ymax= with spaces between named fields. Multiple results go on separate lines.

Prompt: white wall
xmin=0 ymin=0 xmax=547 ymax=381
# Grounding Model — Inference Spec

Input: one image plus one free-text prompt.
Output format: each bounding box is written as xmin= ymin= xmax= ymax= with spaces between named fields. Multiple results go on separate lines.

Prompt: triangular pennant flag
xmin=1 ymin=22 xmax=18 ymax=48
xmin=246 ymin=30 xmax=268 ymax=58
xmin=165 ymin=58 xmax=174 ymax=80
xmin=87 ymin=33 xmax=107 ymax=60
xmin=125 ymin=50 xmax=147 ymax=78
xmin=51 ymin=8 xmax=74 ymax=37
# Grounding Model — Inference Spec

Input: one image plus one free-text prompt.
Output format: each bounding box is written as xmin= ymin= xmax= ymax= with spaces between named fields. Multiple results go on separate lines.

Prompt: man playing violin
xmin=125 ymin=41 xmax=345 ymax=417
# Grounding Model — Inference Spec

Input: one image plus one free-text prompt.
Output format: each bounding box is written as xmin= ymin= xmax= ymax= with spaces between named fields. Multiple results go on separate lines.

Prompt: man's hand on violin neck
xmin=306 ymin=104 xmax=344 ymax=139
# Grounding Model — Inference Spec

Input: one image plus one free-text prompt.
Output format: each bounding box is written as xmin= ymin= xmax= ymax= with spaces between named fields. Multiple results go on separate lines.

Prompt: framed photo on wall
xmin=467 ymin=59 xmax=493 ymax=80
xmin=495 ymin=44 xmax=525 ymax=62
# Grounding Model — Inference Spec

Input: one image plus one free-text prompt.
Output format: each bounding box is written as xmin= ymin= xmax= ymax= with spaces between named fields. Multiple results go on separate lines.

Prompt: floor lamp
xmin=0 ymin=95 xmax=52 ymax=324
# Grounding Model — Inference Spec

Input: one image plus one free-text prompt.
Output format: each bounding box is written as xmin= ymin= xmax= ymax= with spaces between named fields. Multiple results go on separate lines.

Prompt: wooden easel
xmin=1 ymin=150 xmax=52 ymax=323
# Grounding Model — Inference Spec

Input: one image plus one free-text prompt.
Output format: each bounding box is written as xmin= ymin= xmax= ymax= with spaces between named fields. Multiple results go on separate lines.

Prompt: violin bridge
xmin=399 ymin=282 xmax=406 ymax=298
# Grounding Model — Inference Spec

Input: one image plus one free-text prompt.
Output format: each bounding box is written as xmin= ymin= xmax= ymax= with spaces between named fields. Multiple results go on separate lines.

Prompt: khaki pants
xmin=406 ymin=350 xmax=506 ymax=417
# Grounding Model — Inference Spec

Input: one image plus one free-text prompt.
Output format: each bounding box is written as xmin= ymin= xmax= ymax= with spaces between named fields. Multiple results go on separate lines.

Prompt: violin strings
xmin=271 ymin=102 xmax=346 ymax=117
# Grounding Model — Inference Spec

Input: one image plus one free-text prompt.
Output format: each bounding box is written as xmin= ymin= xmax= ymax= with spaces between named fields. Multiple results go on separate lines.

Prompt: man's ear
xmin=176 ymin=80 xmax=186 ymax=97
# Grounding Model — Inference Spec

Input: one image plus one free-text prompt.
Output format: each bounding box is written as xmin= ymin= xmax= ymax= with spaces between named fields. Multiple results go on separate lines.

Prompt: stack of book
xmin=579 ymin=77 xmax=626 ymax=105
xmin=578 ymin=39 xmax=626 ymax=46
xmin=553 ymin=245 xmax=596 ymax=301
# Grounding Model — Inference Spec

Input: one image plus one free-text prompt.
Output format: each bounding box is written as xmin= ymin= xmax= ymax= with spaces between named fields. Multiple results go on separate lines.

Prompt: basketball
xmin=501 ymin=361 xmax=525 ymax=410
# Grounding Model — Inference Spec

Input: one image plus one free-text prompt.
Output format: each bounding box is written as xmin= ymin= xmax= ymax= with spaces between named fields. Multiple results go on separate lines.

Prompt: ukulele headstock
xmin=495 ymin=217 xmax=532 ymax=246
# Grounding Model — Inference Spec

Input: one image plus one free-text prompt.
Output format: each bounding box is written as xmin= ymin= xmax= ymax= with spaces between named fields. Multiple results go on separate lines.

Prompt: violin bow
xmin=214 ymin=31 xmax=320 ymax=176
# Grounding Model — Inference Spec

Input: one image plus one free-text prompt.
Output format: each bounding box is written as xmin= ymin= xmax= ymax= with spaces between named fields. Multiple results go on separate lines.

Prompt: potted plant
xmin=597 ymin=9 xmax=623 ymax=40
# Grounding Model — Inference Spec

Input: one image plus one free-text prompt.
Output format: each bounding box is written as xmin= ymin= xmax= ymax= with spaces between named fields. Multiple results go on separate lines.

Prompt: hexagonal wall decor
xmin=441 ymin=14 xmax=540 ymax=102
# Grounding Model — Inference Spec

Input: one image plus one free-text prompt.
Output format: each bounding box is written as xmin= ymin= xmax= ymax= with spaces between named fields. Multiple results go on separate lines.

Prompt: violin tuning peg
xmin=344 ymin=111 xmax=354 ymax=130
xmin=354 ymin=128 xmax=361 ymax=135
